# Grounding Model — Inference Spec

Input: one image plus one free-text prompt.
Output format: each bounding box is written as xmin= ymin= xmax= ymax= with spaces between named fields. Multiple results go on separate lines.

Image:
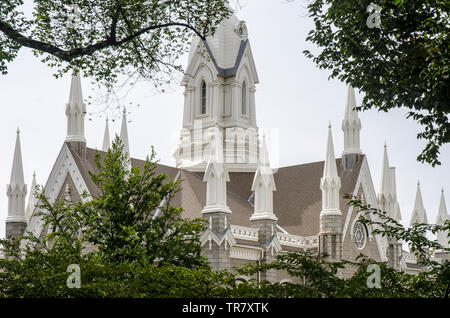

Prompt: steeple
xmin=320 ymin=123 xmax=341 ymax=215
xmin=120 ymin=108 xmax=130 ymax=157
xmin=410 ymin=181 xmax=428 ymax=226
xmin=65 ymin=72 xmax=86 ymax=143
xmin=250 ymin=134 xmax=277 ymax=221
xmin=6 ymin=128 xmax=28 ymax=238
xmin=25 ymin=171 xmax=37 ymax=221
xmin=102 ymin=117 xmax=110 ymax=152
xmin=342 ymin=85 xmax=362 ymax=155
xmin=436 ymin=189 xmax=449 ymax=247
xmin=175 ymin=8 xmax=259 ymax=173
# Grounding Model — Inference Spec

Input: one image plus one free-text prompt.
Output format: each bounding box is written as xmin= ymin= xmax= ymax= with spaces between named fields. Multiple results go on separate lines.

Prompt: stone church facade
xmin=4 ymin=8 xmax=449 ymax=281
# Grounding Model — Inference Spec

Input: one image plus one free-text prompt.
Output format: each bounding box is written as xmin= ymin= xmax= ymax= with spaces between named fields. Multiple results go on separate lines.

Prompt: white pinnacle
xmin=66 ymin=72 xmax=86 ymax=142
xmin=320 ymin=123 xmax=341 ymax=214
xmin=202 ymin=125 xmax=231 ymax=214
xmin=342 ymin=85 xmax=362 ymax=155
xmin=9 ymin=128 xmax=25 ymax=187
xmin=250 ymin=134 xmax=277 ymax=221
xmin=68 ymin=72 xmax=83 ymax=103
xmin=436 ymin=188 xmax=449 ymax=247
xmin=323 ymin=123 xmax=338 ymax=179
xmin=389 ymin=167 xmax=401 ymax=221
xmin=344 ymin=85 xmax=358 ymax=120
xmin=102 ymin=117 xmax=110 ymax=152
xmin=25 ymin=171 xmax=37 ymax=221
xmin=410 ymin=181 xmax=428 ymax=225
xmin=379 ymin=143 xmax=391 ymax=200
xmin=120 ymin=108 xmax=130 ymax=157
xmin=436 ymin=189 xmax=448 ymax=225
xmin=7 ymin=128 xmax=27 ymax=222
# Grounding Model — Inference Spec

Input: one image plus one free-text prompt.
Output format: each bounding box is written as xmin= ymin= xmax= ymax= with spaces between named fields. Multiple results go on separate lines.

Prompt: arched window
xmin=241 ymin=81 xmax=247 ymax=115
xmin=201 ymin=81 xmax=207 ymax=115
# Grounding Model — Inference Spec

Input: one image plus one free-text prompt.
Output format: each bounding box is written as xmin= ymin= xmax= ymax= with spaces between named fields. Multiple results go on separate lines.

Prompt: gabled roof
xmin=69 ymin=147 xmax=363 ymax=237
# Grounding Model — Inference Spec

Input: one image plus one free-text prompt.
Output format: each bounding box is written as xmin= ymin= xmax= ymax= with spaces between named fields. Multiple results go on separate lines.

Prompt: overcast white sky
xmin=0 ymin=0 xmax=448 ymax=239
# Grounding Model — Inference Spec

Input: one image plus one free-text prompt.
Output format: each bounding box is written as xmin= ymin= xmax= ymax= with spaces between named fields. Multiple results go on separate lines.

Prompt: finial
xmin=328 ymin=121 xmax=331 ymax=129
xmin=384 ymin=141 xmax=387 ymax=148
xmin=33 ymin=170 xmax=36 ymax=178
xmin=123 ymin=107 xmax=126 ymax=114
xmin=17 ymin=126 xmax=20 ymax=134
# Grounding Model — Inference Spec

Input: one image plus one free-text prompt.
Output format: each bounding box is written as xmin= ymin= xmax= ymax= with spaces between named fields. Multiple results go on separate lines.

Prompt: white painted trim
xmin=23 ymin=143 xmax=90 ymax=244
xmin=230 ymin=224 xmax=259 ymax=241
xmin=200 ymin=227 xmax=236 ymax=250
xmin=230 ymin=246 xmax=261 ymax=261
xmin=342 ymin=157 xmax=389 ymax=261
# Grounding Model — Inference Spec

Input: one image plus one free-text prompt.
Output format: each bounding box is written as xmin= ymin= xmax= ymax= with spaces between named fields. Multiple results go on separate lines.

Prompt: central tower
xmin=174 ymin=8 xmax=260 ymax=172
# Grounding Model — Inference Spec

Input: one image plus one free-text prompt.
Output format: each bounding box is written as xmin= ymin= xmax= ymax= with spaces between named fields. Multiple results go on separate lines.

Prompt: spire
xmin=324 ymin=123 xmax=338 ymax=179
xmin=25 ymin=171 xmax=37 ymax=221
xmin=436 ymin=188 xmax=449 ymax=248
xmin=378 ymin=143 xmax=393 ymax=214
xmin=7 ymin=128 xmax=27 ymax=223
xmin=250 ymin=133 xmax=277 ymax=221
xmin=120 ymin=108 xmax=130 ymax=157
xmin=320 ymin=123 xmax=341 ymax=214
xmin=65 ymin=72 xmax=86 ymax=143
xmin=410 ymin=181 xmax=428 ymax=226
xmin=9 ymin=128 xmax=25 ymax=188
xmin=379 ymin=143 xmax=391 ymax=198
xmin=69 ymin=72 xmax=83 ymax=102
xmin=102 ymin=117 xmax=110 ymax=152
xmin=436 ymin=188 xmax=448 ymax=225
xmin=202 ymin=125 xmax=231 ymax=214
xmin=342 ymin=85 xmax=362 ymax=156
xmin=389 ymin=167 xmax=402 ymax=221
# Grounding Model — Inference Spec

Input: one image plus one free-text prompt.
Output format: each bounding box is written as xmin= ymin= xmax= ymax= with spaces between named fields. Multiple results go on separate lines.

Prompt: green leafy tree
xmin=303 ymin=0 xmax=449 ymax=166
xmin=0 ymin=0 xmax=230 ymax=88
xmin=233 ymin=196 xmax=450 ymax=298
xmin=0 ymin=138 xmax=236 ymax=297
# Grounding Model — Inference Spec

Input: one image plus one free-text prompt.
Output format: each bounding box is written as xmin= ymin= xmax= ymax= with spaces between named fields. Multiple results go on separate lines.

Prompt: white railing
xmin=403 ymin=252 xmax=417 ymax=264
xmin=277 ymin=232 xmax=319 ymax=249
xmin=230 ymin=225 xmax=259 ymax=241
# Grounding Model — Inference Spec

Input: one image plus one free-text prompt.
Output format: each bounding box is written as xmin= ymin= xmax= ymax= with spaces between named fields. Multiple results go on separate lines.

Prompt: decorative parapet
xmin=277 ymin=232 xmax=319 ymax=249
xmin=403 ymin=252 xmax=417 ymax=264
xmin=230 ymin=225 xmax=259 ymax=241
xmin=230 ymin=246 xmax=261 ymax=261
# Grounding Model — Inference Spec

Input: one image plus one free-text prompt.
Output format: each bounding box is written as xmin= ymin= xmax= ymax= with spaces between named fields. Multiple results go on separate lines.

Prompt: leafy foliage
xmin=0 ymin=137 xmax=237 ymax=297
xmin=232 ymin=196 xmax=450 ymax=298
xmin=1 ymin=140 xmax=448 ymax=297
xmin=303 ymin=0 xmax=449 ymax=166
xmin=0 ymin=0 xmax=230 ymax=88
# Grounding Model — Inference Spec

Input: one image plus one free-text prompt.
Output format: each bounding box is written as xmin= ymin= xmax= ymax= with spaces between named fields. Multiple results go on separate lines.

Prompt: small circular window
xmin=352 ymin=221 xmax=367 ymax=250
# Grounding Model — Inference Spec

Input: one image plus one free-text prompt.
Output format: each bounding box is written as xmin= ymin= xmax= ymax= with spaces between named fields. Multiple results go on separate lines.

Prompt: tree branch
xmin=0 ymin=19 xmax=205 ymax=63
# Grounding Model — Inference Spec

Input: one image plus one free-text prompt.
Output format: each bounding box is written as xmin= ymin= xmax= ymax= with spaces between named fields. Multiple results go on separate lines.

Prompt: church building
xmin=4 ymin=8 xmax=449 ymax=281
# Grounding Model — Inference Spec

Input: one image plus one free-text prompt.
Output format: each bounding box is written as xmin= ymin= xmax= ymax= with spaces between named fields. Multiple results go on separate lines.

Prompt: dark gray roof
xmin=70 ymin=146 xmax=363 ymax=237
xmin=203 ymin=39 xmax=248 ymax=77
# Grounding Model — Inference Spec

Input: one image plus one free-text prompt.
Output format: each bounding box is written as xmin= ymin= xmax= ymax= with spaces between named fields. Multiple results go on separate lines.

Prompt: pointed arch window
xmin=200 ymin=81 xmax=207 ymax=115
xmin=241 ymin=81 xmax=247 ymax=115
